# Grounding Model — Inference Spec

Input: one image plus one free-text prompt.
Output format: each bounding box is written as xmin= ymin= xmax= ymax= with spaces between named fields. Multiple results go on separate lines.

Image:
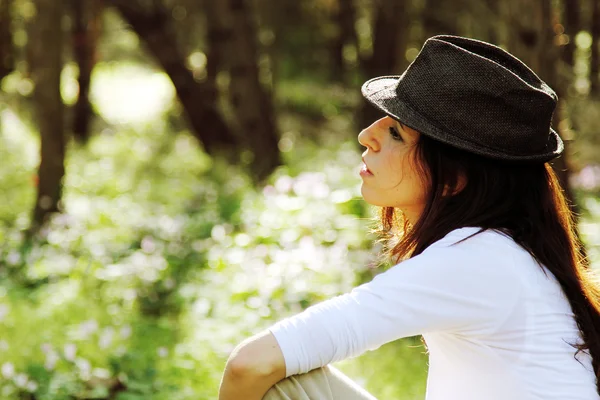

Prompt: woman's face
xmin=358 ymin=116 xmax=427 ymax=224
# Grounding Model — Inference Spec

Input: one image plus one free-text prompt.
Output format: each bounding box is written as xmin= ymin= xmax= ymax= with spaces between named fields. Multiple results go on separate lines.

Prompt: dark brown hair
xmin=378 ymin=134 xmax=600 ymax=393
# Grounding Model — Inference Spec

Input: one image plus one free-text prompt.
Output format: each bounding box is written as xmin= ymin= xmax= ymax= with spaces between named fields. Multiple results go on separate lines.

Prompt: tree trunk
xmin=0 ymin=0 xmax=14 ymax=79
xmin=71 ymin=0 xmax=102 ymax=142
xmin=358 ymin=0 xmax=410 ymax=130
xmin=225 ymin=0 xmax=281 ymax=182
xmin=507 ymin=0 xmax=579 ymax=216
xmin=29 ymin=0 xmax=66 ymax=229
xmin=484 ymin=0 xmax=500 ymax=44
xmin=591 ymin=0 xmax=600 ymax=95
xmin=561 ymin=0 xmax=580 ymax=68
xmin=202 ymin=0 xmax=232 ymax=106
xmin=422 ymin=0 xmax=459 ymax=39
xmin=253 ymin=0 xmax=301 ymax=87
xmin=330 ymin=0 xmax=358 ymax=83
xmin=506 ymin=0 xmax=554 ymax=74
xmin=106 ymin=0 xmax=238 ymax=156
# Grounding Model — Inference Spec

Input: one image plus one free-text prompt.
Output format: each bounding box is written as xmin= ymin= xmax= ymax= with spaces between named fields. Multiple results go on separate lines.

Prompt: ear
xmin=456 ymin=173 xmax=467 ymax=193
xmin=443 ymin=173 xmax=467 ymax=196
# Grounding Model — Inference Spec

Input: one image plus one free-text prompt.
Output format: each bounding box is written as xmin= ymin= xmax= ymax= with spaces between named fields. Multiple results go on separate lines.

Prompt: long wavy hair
xmin=377 ymin=134 xmax=600 ymax=394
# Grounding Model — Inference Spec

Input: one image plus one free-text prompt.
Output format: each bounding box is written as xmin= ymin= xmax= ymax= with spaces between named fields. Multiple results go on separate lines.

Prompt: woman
xmin=218 ymin=35 xmax=600 ymax=399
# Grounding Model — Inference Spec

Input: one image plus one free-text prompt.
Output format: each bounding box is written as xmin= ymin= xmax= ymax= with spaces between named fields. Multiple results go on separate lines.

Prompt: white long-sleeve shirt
xmin=268 ymin=227 xmax=598 ymax=400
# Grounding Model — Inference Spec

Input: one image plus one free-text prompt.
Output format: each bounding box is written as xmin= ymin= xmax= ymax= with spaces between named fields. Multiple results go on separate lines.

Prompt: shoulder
xmin=388 ymin=227 xmax=528 ymax=283
xmin=425 ymin=227 xmax=526 ymax=261
xmin=429 ymin=226 xmax=516 ymax=248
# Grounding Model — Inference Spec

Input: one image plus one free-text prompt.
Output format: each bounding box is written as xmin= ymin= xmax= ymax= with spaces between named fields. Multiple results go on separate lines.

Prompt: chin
xmin=360 ymin=185 xmax=387 ymax=207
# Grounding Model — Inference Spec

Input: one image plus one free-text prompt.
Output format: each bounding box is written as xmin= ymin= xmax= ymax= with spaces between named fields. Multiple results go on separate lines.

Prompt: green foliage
xmin=0 ymin=96 xmax=397 ymax=398
xmin=276 ymin=80 xmax=359 ymax=122
xmin=1 ymin=47 xmax=600 ymax=400
xmin=1 ymin=75 xmax=599 ymax=399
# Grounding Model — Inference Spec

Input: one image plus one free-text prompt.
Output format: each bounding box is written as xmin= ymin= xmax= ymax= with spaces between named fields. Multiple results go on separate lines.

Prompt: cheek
xmin=389 ymin=150 xmax=427 ymax=204
xmin=360 ymin=146 xmax=427 ymax=208
xmin=386 ymin=148 xmax=413 ymax=186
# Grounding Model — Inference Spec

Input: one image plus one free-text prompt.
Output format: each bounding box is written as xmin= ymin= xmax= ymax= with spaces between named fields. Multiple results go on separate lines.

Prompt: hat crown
xmin=400 ymin=36 xmax=557 ymax=154
xmin=361 ymin=35 xmax=563 ymax=162
xmin=426 ymin=36 xmax=555 ymax=96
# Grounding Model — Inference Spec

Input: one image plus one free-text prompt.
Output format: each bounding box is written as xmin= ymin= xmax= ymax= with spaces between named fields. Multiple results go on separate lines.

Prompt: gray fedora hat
xmin=361 ymin=35 xmax=563 ymax=163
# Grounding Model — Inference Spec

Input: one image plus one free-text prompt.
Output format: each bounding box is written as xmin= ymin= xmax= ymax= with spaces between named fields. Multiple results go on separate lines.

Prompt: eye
xmin=389 ymin=126 xmax=403 ymax=141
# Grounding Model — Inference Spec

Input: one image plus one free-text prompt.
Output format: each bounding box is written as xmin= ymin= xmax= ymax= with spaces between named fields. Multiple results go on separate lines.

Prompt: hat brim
xmin=361 ymin=75 xmax=564 ymax=163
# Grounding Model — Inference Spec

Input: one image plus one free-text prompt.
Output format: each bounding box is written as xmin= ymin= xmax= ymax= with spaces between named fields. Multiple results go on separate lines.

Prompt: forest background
xmin=1 ymin=0 xmax=600 ymax=398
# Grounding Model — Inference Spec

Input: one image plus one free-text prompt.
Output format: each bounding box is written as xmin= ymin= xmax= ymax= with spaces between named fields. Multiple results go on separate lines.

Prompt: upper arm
xmin=226 ymin=329 xmax=286 ymax=381
xmin=267 ymin=245 xmax=521 ymax=376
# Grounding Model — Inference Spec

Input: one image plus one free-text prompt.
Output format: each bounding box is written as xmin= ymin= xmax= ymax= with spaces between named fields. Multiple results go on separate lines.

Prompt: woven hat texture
xmin=361 ymin=35 xmax=563 ymax=162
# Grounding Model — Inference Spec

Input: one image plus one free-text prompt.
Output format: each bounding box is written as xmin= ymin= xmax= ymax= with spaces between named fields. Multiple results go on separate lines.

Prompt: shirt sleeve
xmin=268 ymin=239 xmax=522 ymax=377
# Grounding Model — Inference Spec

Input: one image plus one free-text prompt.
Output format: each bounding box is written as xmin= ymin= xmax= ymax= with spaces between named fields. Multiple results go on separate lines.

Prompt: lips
xmin=362 ymin=158 xmax=371 ymax=172
xmin=361 ymin=158 xmax=373 ymax=176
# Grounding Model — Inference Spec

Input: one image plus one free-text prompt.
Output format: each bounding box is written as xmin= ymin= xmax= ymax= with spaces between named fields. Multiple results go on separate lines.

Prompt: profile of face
xmin=358 ymin=116 xmax=427 ymax=224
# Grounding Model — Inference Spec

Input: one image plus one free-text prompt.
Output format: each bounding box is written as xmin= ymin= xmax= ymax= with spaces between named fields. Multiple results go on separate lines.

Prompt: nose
xmin=357 ymin=119 xmax=381 ymax=151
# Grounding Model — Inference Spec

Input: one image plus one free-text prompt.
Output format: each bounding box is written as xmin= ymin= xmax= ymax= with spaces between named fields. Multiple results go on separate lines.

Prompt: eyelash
xmin=389 ymin=126 xmax=403 ymax=141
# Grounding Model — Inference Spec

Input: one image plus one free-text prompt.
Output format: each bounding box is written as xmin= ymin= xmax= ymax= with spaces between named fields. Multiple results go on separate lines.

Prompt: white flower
xmin=79 ymin=319 xmax=99 ymax=338
xmin=75 ymin=358 xmax=91 ymax=380
xmin=14 ymin=373 xmax=28 ymax=388
xmin=92 ymin=368 xmax=111 ymax=379
xmin=0 ymin=304 xmax=9 ymax=321
xmin=1 ymin=362 xmax=14 ymax=378
xmin=120 ymin=325 xmax=132 ymax=339
xmin=26 ymin=380 xmax=38 ymax=392
xmin=45 ymin=351 xmax=59 ymax=371
xmin=99 ymin=327 xmax=114 ymax=349
xmin=40 ymin=343 xmax=53 ymax=354
xmin=64 ymin=343 xmax=77 ymax=361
